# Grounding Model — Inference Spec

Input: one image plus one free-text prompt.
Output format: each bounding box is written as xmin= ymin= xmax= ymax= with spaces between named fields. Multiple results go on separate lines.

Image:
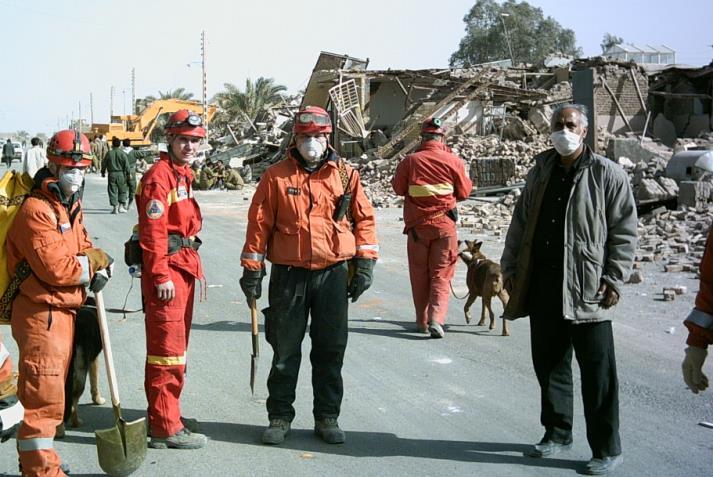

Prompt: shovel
xmin=94 ymin=290 xmax=147 ymax=477
xmin=249 ymin=298 xmax=259 ymax=394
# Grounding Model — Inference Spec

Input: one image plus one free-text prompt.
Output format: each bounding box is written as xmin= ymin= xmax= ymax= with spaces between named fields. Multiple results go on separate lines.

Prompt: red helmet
xmin=293 ymin=106 xmax=332 ymax=135
xmin=165 ymin=109 xmax=206 ymax=138
xmin=421 ymin=117 xmax=446 ymax=135
xmin=47 ymin=129 xmax=92 ymax=167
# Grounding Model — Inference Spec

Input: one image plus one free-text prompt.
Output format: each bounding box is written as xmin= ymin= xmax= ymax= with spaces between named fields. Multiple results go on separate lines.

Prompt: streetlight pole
xmin=500 ymin=13 xmax=515 ymax=66
xmin=201 ymin=30 xmax=207 ymax=137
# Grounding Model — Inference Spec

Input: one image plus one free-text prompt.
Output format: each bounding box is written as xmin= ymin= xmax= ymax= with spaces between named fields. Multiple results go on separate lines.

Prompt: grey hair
xmin=550 ymin=103 xmax=589 ymax=130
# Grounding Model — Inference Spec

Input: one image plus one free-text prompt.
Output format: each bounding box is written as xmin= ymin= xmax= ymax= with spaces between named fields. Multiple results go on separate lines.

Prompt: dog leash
xmin=449 ymin=281 xmax=469 ymax=300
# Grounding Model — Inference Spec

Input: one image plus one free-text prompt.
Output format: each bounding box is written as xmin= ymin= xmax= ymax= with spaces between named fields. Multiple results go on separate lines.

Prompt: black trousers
xmin=529 ymin=270 xmax=621 ymax=458
xmin=264 ymin=262 xmax=349 ymax=422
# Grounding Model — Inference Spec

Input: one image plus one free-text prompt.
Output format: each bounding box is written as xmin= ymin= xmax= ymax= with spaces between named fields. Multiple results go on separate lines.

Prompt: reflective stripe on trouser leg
xmin=10 ymin=296 xmax=73 ymax=477
xmin=143 ymin=269 xmax=195 ymax=438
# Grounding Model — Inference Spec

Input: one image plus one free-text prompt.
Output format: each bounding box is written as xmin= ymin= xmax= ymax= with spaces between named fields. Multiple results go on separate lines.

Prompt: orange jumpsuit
xmin=392 ymin=140 xmax=473 ymax=329
xmin=137 ymin=153 xmax=203 ymax=438
xmin=6 ymin=176 xmax=93 ymax=477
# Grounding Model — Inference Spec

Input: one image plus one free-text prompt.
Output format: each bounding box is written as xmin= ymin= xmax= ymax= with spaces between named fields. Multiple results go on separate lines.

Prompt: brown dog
xmin=457 ymin=240 xmax=510 ymax=336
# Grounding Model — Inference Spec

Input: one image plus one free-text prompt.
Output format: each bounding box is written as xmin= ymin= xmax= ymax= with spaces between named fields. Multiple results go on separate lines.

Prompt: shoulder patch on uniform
xmin=146 ymin=199 xmax=164 ymax=219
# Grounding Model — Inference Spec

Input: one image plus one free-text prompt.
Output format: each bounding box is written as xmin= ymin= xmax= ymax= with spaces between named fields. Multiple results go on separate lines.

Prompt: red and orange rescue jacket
xmin=241 ymin=149 xmax=378 ymax=271
xmin=685 ymin=226 xmax=713 ymax=348
xmin=137 ymin=153 xmax=203 ymax=285
xmin=391 ymin=140 xmax=473 ymax=234
xmin=6 ymin=174 xmax=93 ymax=309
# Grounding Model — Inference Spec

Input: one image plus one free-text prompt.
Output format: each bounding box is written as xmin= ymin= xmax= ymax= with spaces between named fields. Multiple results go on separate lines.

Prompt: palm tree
xmin=213 ymin=77 xmax=287 ymax=125
xmin=157 ymin=88 xmax=194 ymax=100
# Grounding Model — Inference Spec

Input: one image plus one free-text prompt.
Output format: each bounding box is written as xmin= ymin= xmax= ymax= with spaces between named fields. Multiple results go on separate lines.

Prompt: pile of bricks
xmin=635 ymin=205 xmax=712 ymax=271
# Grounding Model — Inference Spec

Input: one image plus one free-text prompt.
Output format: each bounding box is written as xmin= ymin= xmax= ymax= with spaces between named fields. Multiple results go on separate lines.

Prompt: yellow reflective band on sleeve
xmin=147 ymin=354 xmax=186 ymax=366
xmin=408 ymin=183 xmax=454 ymax=197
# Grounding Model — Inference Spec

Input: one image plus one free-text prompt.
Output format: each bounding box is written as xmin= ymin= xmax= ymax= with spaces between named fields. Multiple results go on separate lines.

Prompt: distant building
xmin=604 ymin=43 xmax=676 ymax=65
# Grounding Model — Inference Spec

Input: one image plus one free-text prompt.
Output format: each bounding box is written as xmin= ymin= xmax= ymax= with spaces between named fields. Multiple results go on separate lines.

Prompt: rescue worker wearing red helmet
xmin=240 ymin=105 xmax=378 ymax=445
xmin=136 ymin=109 xmax=207 ymax=449
xmin=6 ymin=129 xmax=113 ymax=476
xmin=391 ymin=118 xmax=473 ymax=338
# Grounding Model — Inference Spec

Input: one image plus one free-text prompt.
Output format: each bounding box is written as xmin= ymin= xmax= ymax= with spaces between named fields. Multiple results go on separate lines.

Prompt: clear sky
xmin=0 ymin=0 xmax=710 ymax=135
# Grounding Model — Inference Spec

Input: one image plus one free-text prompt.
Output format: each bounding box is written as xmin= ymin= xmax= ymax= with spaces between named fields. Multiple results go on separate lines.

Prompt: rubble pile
xmin=450 ymin=133 xmax=550 ymax=185
xmin=458 ymin=189 xmax=521 ymax=237
xmin=635 ymin=205 xmax=713 ymax=271
xmin=616 ymin=155 xmax=679 ymax=202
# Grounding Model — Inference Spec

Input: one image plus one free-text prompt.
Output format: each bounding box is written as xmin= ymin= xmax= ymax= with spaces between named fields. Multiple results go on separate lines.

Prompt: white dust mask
xmin=298 ymin=137 xmax=326 ymax=165
xmin=550 ymin=129 xmax=583 ymax=156
xmin=59 ymin=168 xmax=85 ymax=196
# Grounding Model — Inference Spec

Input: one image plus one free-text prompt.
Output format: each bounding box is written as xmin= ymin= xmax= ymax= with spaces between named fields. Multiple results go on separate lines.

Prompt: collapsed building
xmin=217 ymin=51 xmax=713 ymax=273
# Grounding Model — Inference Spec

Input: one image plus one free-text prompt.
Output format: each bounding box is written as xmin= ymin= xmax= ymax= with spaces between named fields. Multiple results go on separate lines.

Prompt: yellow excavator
xmin=88 ymin=99 xmax=218 ymax=147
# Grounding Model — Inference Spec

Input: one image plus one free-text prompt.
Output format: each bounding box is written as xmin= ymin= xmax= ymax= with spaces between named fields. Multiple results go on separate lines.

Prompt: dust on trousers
xmin=142 ymin=267 xmax=196 ymax=438
xmin=406 ymin=221 xmax=458 ymax=329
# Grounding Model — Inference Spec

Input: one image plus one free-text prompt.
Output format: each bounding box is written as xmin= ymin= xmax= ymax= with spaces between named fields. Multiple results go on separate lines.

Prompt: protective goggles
xmin=296 ymin=112 xmax=331 ymax=126
xmin=168 ymin=113 xmax=203 ymax=128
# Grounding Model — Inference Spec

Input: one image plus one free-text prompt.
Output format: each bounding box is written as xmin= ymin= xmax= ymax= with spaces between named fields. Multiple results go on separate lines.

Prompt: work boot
xmin=111 ymin=205 xmax=118 ymax=214
xmin=314 ymin=418 xmax=345 ymax=444
xmin=415 ymin=324 xmax=429 ymax=335
xmin=428 ymin=321 xmax=445 ymax=339
xmin=147 ymin=417 xmax=200 ymax=438
xmin=526 ymin=437 xmax=573 ymax=458
xmin=584 ymin=455 xmax=623 ymax=475
xmin=261 ymin=419 xmax=290 ymax=445
xmin=149 ymin=428 xmax=207 ymax=449
xmin=118 ymin=204 xmax=127 ymax=214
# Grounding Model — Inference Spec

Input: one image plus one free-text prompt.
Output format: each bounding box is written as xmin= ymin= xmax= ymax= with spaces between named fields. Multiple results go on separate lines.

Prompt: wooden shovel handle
xmin=250 ymin=298 xmax=258 ymax=336
xmin=95 ymin=291 xmax=121 ymax=409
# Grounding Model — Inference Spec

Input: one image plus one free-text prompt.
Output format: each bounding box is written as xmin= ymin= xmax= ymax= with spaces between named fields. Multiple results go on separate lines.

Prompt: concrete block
xmin=606 ymin=138 xmax=659 ymax=164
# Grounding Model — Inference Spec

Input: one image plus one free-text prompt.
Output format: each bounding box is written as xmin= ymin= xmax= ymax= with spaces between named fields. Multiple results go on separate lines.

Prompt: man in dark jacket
xmin=2 ymin=139 xmax=14 ymax=167
xmin=501 ymin=104 xmax=637 ymax=475
xmin=101 ymin=137 xmax=130 ymax=213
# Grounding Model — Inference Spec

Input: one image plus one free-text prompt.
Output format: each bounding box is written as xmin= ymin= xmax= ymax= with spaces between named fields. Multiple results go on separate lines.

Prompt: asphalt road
xmin=1 ymin=171 xmax=711 ymax=476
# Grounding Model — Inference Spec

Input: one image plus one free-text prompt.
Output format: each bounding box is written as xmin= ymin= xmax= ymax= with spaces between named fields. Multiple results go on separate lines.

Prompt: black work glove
xmin=347 ymin=258 xmax=375 ymax=303
xmin=89 ymin=255 xmax=114 ymax=293
xmin=240 ymin=268 xmax=265 ymax=304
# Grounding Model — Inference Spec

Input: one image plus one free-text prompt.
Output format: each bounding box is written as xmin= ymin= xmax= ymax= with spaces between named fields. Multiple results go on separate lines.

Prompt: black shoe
xmin=584 ymin=455 xmax=623 ymax=475
xmin=261 ymin=419 xmax=290 ymax=445
xmin=526 ymin=439 xmax=572 ymax=458
xmin=314 ymin=418 xmax=345 ymax=444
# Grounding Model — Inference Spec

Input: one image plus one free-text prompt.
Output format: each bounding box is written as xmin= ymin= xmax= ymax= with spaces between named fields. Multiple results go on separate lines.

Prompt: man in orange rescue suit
xmin=7 ymin=129 xmax=113 ymax=477
xmin=392 ymin=118 xmax=473 ymax=339
xmin=137 ymin=109 xmax=206 ymax=449
xmin=240 ymin=106 xmax=378 ymax=446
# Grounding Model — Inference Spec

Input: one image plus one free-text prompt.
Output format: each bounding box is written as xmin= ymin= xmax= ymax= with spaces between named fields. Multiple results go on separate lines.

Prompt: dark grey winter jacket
xmin=500 ymin=146 xmax=637 ymax=323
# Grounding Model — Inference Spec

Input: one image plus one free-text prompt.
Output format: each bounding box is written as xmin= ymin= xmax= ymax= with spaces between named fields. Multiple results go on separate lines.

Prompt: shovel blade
xmin=95 ymin=417 xmax=147 ymax=477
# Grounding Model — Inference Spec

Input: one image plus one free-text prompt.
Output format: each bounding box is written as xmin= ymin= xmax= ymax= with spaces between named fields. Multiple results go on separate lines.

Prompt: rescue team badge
xmin=146 ymin=199 xmax=164 ymax=219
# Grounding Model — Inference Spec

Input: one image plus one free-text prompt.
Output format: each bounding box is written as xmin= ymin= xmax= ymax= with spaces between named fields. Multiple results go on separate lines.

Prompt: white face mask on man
xmin=298 ymin=137 xmax=326 ymax=165
xmin=550 ymin=129 xmax=583 ymax=157
xmin=58 ymin=167 xmax=85 ymax=196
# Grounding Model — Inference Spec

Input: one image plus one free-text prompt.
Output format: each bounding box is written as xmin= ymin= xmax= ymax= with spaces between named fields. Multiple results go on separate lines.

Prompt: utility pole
xmin=500 ymin=13 xmax=515 ymax=66
xmin=78 ymin=101 xmax=82 ymax=132
xmin=89 ymin=92 xmax=94 ymax=125
xmin=201 ymin=30 xmax=207 ymax=136
xmin=110 ymin=86 xmax=114 ymax=119
xmin=131 ymin=67 xmax=136 ymax=114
